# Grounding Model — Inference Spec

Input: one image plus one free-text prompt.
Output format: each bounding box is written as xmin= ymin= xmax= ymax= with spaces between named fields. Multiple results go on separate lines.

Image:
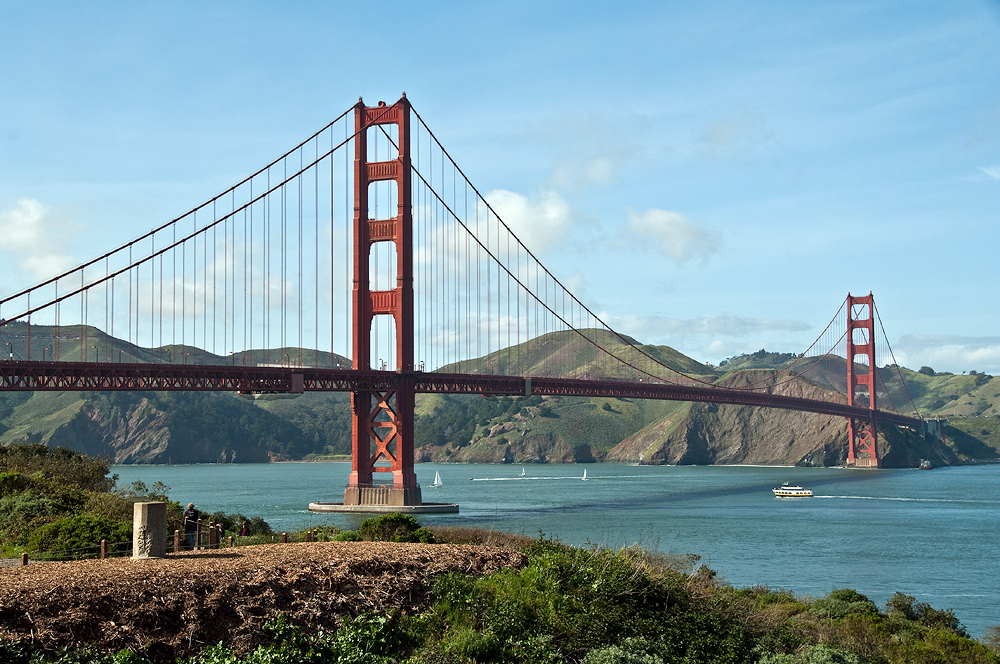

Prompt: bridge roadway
xmin=0 ymin=361 xmax=922 ymax=428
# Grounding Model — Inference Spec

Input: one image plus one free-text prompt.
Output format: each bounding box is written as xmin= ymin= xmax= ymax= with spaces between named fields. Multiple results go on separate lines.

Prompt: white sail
xmin=582 ymin=468 xmax=588 ymax=481
xmin=432 ymin=471 xmax=443 ymax=487
xmin=520 ymin=467 xmax=526 ymax=477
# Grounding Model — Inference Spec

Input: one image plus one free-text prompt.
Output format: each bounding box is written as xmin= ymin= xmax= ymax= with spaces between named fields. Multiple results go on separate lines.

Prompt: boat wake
xmin=471 ymin=476 xmax=589 ymax=482
xmin=815 ymin=495 xmax=997 ymax=504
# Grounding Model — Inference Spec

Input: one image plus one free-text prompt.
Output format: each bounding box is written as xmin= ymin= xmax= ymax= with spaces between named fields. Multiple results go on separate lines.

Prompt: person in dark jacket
xmin=182 ymin=503 xmax=200 ymax=550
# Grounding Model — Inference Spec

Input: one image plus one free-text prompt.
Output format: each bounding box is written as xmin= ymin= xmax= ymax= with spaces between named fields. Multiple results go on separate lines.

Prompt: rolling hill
xmin=0 ymin=326 xmax=996 ymax=467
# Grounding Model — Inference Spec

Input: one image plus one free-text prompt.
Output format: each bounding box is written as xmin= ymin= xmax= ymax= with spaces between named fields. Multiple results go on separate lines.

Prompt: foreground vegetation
xmin=2 ymin=445 xmax=998 ymax=662
xmin=2 ymin=516 xmax=998 ymax=663
xmin=0 ymin=444 xmax=270 ymax=560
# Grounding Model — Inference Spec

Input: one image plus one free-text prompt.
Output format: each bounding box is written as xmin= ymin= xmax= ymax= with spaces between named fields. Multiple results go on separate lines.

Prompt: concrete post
xmin=132 ymin=501 xmax=167 ymax=559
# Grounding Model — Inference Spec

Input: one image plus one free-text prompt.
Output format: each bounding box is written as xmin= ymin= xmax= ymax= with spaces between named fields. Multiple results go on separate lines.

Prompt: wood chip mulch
xmin=0 ymin=541 xmax=527 ymax=659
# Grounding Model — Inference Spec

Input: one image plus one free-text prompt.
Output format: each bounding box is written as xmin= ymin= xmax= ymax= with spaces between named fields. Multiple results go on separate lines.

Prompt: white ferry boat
xmin=772 ymin=483 xmax=813 ymax=497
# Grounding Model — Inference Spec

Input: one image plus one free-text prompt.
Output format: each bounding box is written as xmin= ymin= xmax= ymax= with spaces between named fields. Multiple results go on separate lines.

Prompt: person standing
xmin=182 ymin=503 xmax=200 ymax=550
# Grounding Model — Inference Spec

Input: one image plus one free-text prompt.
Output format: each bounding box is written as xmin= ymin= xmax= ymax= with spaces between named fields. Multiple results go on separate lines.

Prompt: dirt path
xmin=0 ymin=541 xmax=526 ymax=659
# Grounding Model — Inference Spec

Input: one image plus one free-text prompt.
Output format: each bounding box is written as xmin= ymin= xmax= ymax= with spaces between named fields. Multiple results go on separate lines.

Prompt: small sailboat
xmin=582 ymin=468 xmax=588 ymax=481
xmin=520 ymin=467 xmax=526 ymax=477
xmin=430 ymin=471 xmax=443 ymax=488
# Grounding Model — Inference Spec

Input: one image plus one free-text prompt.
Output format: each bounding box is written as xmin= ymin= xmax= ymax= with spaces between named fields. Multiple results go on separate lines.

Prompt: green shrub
xmin=0 ymin=471 xmax=24 ymax=498
xmin=358 ymin=513 xmax=434 ymax=543
xmin=809 ymin=588 xmax=879 ymax=620
xmin=759 ymin=644 xmax=863 ymax=664
xmin=173 ymin=613 xmax=400 ymax=664
xmin=332 ymin=530 xmax=362 ymax=542
xmin=27 ymin=514 xmax=131 ymax=557
xmin=759 ymin=590 xmax=797 ymax=605
xmin=0 ymin=490 xmax=59 ymax=544
xmin=884 ymin=626 xmax=996 ymax=663
xmin=0 ymin=443 xmax=114 ymax=493
xmin=582 ymin=644 xmax=663 ymax=664
xmin=886 ymin=592 xmax=967 ymax=636
xmin=421 ymin=538 xmax=752 ymax=663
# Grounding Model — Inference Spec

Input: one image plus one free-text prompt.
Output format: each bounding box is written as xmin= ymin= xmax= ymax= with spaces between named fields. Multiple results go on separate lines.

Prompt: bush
xmin=809 ymin=589 xmax=878 ymax=620
xmin=759 ymin=644 xmax=863 ymax=664
xmin=27 ymin=514 xmax=131 ymax=557
xmin=332 ymin=530 xmax=362 ymax=542
xmin=0 ymin=443 xmax=114 ymax=493
xmin=983 ymin=625 xmax=1000 ymax=653
xmin=886 ymin=592 xmax=967 ymax=635
xmin=358 ymin=513 xmax=434 ymax=543
xmin=582 ymin=644 xmax=663 ymax=664
xmin=168 ymin=613 xmax=400 ymax=664
xmin=0 ymin=491 xmax=59 ymax=545
xmin=420 ymin=538 xmax=752 ymax=663
xmin=0 ymin=471 xmax=24 ymax=498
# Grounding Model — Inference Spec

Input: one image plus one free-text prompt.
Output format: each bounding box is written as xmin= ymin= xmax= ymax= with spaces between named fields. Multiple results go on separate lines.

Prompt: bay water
xmin=113 ymin=462 xmax=1000 ymax=638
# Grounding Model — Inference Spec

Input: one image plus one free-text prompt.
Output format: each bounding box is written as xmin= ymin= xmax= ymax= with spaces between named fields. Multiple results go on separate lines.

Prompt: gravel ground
xmin=0 ymin=541 xmax=526 ymax=659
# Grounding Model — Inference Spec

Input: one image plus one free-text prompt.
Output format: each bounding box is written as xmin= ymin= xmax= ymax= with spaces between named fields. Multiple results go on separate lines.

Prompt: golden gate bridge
xmin=0 ymin=96 xmax=925 ymax=511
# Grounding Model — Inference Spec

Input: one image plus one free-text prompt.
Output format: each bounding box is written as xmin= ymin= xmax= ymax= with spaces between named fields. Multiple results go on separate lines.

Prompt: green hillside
xmin=440 ymin=328 xmax=715 ymax=379
xmin=2 ymin=320 xmax=996 ymax=465
xmin=0 ymin=321 xmax=348 ymax=368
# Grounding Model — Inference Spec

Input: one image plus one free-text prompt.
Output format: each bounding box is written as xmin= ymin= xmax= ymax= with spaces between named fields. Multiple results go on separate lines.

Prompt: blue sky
xmin=1 ymin=1 xmax=998 ymax=373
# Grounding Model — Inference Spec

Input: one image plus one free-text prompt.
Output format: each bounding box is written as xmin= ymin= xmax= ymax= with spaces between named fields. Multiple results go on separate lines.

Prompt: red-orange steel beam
xmin=348 ymin=96 xmax=418 ymax=503
xmin=846 ymin=293 xmax=879 ymax=467
xmin=0 ymin=362 xmax=922 ymax=431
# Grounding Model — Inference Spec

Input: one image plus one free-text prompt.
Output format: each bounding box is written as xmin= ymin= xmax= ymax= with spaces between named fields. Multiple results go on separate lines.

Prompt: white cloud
xmin=613 ymin=312 xmax=810 ymax=344
xmin=545 ymin=113 xmax=645 ymax=191
xmin=893 ymin=335 xmax=1000 ymax=375
xmin=627 ymin=208 xmax=720 ymax=265
xmin=604 ymin=312 xmax=812 ymax=365
xmin=978 ymin=166 xmax=1000 ymax=180
xmin=484 ymin=189 xmax=574 ymax=253
xmin=0 ymin=199 xmax=76 ymax=281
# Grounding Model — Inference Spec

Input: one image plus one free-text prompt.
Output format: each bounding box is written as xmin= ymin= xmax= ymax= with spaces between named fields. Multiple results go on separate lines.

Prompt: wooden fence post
xmin=20 ymin=553 xmax=27 ymax=566
xmin=313 ymin=529 xmax=319 ymax=542
xmin=228 ymin=536 xmax=233 ymax=548
xmin=100 ymin=539 xmax=106 ymax=560
xmin=196 ymin=519 xmax=202 ymax=551
xmin=281 ymin=532 xmax=287 ymax=544
xmin=174 ymin=530 xmax=180 ymax=553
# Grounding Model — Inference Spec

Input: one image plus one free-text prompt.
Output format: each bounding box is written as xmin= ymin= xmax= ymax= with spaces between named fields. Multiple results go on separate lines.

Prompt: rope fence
xmin=1 ymin=521 xmax=330 ymax=567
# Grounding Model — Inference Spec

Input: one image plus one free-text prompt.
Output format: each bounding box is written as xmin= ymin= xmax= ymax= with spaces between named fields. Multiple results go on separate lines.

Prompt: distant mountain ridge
xmin=1 ymin=325 xmax=996 ymax=466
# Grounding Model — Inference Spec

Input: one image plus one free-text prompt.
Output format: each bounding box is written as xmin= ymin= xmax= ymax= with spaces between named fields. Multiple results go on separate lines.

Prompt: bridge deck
xmin=0 ymin=362 xmax=922 ymax=428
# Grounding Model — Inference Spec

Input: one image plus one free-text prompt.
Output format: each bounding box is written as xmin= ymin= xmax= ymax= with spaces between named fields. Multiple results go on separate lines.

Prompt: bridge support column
xmin=341 ymin=96 xmax=420 ymax=508
xmin=846 ymin=293 xmax=879 ymax=468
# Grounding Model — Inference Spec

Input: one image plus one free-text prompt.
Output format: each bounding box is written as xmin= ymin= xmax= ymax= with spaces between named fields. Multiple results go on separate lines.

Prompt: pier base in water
xmin=308 ymin=484 xmax=458 ymax=514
